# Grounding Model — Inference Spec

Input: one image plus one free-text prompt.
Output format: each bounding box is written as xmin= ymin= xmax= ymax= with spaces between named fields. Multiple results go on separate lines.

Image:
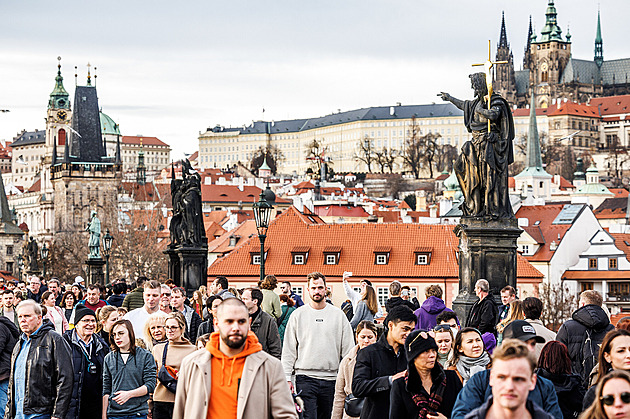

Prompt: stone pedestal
xmin=164 ymin=248 xmax=181 ymax=285
xmin=452 ymin=217 xmax=521 ymax=323
xmin=164 ymin=246 xmax=207 ymax=297
xmin=85 ymin=258 xmax=105 ymax=286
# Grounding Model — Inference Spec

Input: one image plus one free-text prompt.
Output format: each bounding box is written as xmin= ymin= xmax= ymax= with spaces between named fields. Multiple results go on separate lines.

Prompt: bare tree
xmin=606 ymin=135 xmax=629 ymax=186
xmin=435 ymin=144 xmax=458 ymax=174
xmin=250 ymin=145 xmax=285 ymax=176
xmin=402 ymin=116 xmax=441 ymax=179
xmin=354 ymin=136 xmax=376 ymax=173
xmin=49 ymin=232 xmax=89 ymax=281
xmin=539 ymin=282 xmax=576 ymax=332
xmin=374 ymin=147 xmax=398 ymax=174
xmin=305 ymin=139 xmax=330 ymax=175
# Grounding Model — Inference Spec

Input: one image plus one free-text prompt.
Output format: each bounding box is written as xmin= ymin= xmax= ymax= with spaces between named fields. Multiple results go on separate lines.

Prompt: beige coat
xmin=173 ymin=347 xmax=298 ymax=419
xmin=152 ymin=339 xmax=197 ymax=403
xmin=332 ymin=345 xmax=360 ymax=419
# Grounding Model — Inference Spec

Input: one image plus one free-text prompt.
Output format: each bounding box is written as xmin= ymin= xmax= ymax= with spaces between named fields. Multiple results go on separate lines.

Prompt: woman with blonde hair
xmin=96 ymin=305 xmax=120 ymax=344
xmin=143 ymin=311 xmax=168 ymax=351
xmin=496 ymin=300 xmax=525 ymax=345
xmin=42 ymin=290 xmax=68 ymax=334
xmin=259 ymin=274 xmax=282 ymax=319
xmin=349 ymin=285 xmax=378 ymax=330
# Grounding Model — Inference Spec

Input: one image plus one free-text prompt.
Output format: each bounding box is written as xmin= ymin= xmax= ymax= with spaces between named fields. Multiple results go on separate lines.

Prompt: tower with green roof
xmin=594 ymin=9 xmax=603 ymax=68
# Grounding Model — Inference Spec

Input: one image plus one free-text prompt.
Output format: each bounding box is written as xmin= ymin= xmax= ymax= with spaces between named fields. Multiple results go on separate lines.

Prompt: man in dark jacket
xmin=6 ymin=300 xmax=73 ymax=419
xmin=170 ymin=287 xmax=203 ymax=343
xmin=0 ymin=316 xmax=19 ymax=418
xmin=121 ymin=277 xmax=147 ymax=311
xmin=385 ymin=281 xmax=415 ymax=312
xmin=556 ymin=290 xmax=614 ymax=385
xmin=62 ymin=305 xmax=109 ymax=419
xmin=352 ymin=305 xmax=416 ymax=419
xmin=242 ymin=288 xmax=282 ymax=359
xmin=465 ymin=279 xmax=498 ymax=335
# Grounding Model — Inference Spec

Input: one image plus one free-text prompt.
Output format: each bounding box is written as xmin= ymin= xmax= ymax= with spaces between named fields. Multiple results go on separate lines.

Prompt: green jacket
xmin=0 ymin=308 xmax=19 ymax=327
xmin=122 ymin=287 xmax=144 ymax=311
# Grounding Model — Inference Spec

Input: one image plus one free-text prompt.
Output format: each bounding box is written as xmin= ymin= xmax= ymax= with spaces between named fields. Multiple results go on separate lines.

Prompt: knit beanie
xmin=405 ymin=329 xmax=438 ymax=362
xmin=74 ymin=304 xmax=96 ymax=324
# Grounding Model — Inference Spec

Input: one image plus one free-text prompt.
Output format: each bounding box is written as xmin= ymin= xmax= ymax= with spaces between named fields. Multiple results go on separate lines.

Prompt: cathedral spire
xmin=539 ymin=0 xmax=564 ymax=42
xmin=595 ymin=9 xmax=604 ymax=68
xmin=48 ymin=56 xmax=70 ymax=110
xmin=499 ymin=11 xmax=509 ymax=48
xmin=527 ymin=92 xmax=544 ymax=170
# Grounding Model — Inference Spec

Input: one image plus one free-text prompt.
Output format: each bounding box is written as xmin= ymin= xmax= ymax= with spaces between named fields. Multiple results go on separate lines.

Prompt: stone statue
xmin=169 ymin=164 xmax=183 ymax=247
xmin=169 ymin=159 xmax=206 ymax=248
xmin=27 ymin=237 xmax=39 ymax=271
xmin=439 ymin=72 xmax=515 ymax=219
xmin=86 ymin=210 xmax=101 ymax=259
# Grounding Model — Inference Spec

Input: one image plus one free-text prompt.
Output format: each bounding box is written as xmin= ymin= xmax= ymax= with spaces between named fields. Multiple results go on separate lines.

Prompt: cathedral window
xmin=542 ymin=72 xmax=548 ymax=83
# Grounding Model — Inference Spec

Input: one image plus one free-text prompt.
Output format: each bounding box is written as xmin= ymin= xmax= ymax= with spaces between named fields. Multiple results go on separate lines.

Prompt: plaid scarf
xmin=406 ymin=368 xmax=447 ymax=419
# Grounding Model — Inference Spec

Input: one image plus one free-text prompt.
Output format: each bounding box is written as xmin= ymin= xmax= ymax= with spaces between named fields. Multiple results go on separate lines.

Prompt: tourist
xmin=0 ymin=310 xmax=19 ymax=418
xmin=195 ymin=333 xmax=210 ymax=350
xmin=414 ymin=284 xmax=455 ymax=331
xmin=26 ymin=276 xmax=44 ymax=303
xmin=282 ymin=272 xmax=355 ymax=419
xmin=0 ymin=290 xmax=18 ymax=326
xmin=143 ymin=311 xmax=168 ymax=351
xmin=497 ymin=285 xmax=516 ymax=324
xmin=278 ymin=294 xmax=296 ymax=343
xmin=352 ymin=305 xmax=417 ymax=419
xmin=42 ymin=290 xmax=68 ymax=334
xmin=465 ymin=279 xmax=498 ymax=335
xmin=434 ymin=324 xmax=455 ymax=367
xmin=170 ymin=287 xmax=202 ymax=343
xmin=390 ymin=330 xmax=463 ymax=418
xmin=191 ymin=290 xmax=204 ymax=318
xmin=47 ymin=279 xmax=62 ymax=306
xmin=281 ymin=281 xmax=304 ymax=307
xmin=401 ymin=286 xmax=420 ymax=310
xmin=106 ymin=282 xmax=126 ymax=307
xmin=522 ymin=297 xmax=556 ymax=358
xmin=583 ymin=329 xmax=630 ymax=409
xmin=197 ymin=295 xmax=222 ymax=336
xmin=241 ymin=288 xmax=281 ymax=359
xmin=448 ymin=327 xmax=491 ymax=385
xmin=466 ymin=339 xmax=554 ymax=419
xmin=580 ymin=370 xmax=630 ymax=419
xmin=79 ymin=284 xmax=108 ymax=311
xmin=332 ymin=321 xmax=378 ymax=419
xmin=557 ymin=290 xmax=614 ymax=384
xmin=210 ymin=276 xmax=235 ymax=299
xmin=122 ymin=277 xmax=147 ymax=311
xmin=151 ymin=312 xmax=196 ymax=419
xmin=436 ymin=311 xmax=461 ymax=336
xmin=496 ymin=300 xmax=525 ymax=345
xmin=61 ymin=291 xmax=76 ymax=322
xmin=536 ymin=341 xmax=585 ymax=419
xmin=5 ymin=300 xmax=73 ymax=419
xmin=341 ymin=272 xmax=369 ymax=314
xmin=259 ymin=274 xmax=282 ymax=319
xmin=103 ymin=319 xmax=157 ymax=419
xmin=124 ymin=280 xmax=164 ymax=339
xmin=385 ymin=281 xmax=415 ymax=312
xmin=71 ymin=284 xmax=84 ymax=304
xmin=158 ymin=284 xmax=172 ymax=314
xmin=63 ymin=304 xmax=109 ymax=419
xmin=96 ymin=306 xmax=120 ymax=345
xmin=173 ymin=298 xmax=298 ymax=419
xmin=349 ymin=285 xmax=377 ymax=330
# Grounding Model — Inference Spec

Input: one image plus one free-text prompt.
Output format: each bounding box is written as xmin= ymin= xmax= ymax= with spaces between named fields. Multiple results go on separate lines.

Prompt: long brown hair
xmin=579 ymin=370 xmax=630 ymax=419
xmin=362 ymin=285 xmax=378 ymax=315
xmin=538 ymin=341 xmax=572 ymax=375
xmin=450 ymin=327 xmax=486 ymax=367
xmin=596 ymin=329 xmax=630 ymax=383
xmin=110 ymin=319 xmax=137 ymax=355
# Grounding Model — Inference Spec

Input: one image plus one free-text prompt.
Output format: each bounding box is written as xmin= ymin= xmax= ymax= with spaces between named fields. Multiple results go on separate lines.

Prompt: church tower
xmin=594 ymin=10 xmax=604 ymax=68
xmin=494 ymin=12 xmax=517 ymax=105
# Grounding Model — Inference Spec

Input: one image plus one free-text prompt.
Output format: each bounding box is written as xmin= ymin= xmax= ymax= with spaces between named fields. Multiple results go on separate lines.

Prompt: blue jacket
xmin=451 ymin=369 xmax=563 ymax=419
xmin=465 ymin=397 xmax=554 ymax=419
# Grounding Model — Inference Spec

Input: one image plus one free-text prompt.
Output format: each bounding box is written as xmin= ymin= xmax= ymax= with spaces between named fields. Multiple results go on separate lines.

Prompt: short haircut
xmin=215 ymin=276 xmax=228 ymax=290
xmin=136 ymin=276 xmax=148 ymax=287
xmin=522 ymin=297 xmax=543 ymax=320
xmin=2 ymin=289 xmax=14 ymax=296
xmin=501 ymin=285 xmax=516 ymax=296
xmin=111 ymin=319 xmax=137 ymax=354
xmin=29 ymin=276 xmax=41 ymax=284
xmin=385 ymin=305 xmax=417 ymax=328
xmin=216 ymin=297 xmax=249 ymax=318
xmin=306 ymin=272 xmax=326 ymax=287
xmin=436 ymin=311 xmax=459 ymax=324
xmin=425 ymin=285 xmax=443 ymax=299
xmin=205 ymin=295 xmax=223 ymax=311
xmin=246 ymin=288 xmax=264 ymax=307
xmin=87 ymin=284 xmax=100 ymax=292
xmin=41 ymin=291 xmax=52 ymax=302
xmin=16 ymin=299 xmax=42 ymax=316
xmin=160 ymin=284 xmax=172 ymax=294
xmin=112 ymin=283 xmax=126 ymax=295
xmin=492 ymin=338 xmax=536 ymax=374
xmin=172 ymin=287 xmax=186 ymax=296
xmin=282 ymin=281 xmax=292 ymax=288
xmin=144 ymin=280 xmax=161 ymax=291
xmin=580 ymin=290 xmax=603 ymax=307
xmin=475 ymin=279 xmax=489 ymax=293
xmin=48 ymin=279 xmax=60 ymax=287
xmin=389 ymin=281 xmax=402 ymax=296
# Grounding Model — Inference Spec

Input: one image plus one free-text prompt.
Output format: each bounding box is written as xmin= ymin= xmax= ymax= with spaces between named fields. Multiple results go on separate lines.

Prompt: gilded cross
xmin=472 ymin=40 xmax=508 ymax=129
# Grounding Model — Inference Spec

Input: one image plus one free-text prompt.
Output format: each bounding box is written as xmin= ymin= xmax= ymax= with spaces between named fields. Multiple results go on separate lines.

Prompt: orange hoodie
xmin=206 ymin=331 xmax=263 ymax=419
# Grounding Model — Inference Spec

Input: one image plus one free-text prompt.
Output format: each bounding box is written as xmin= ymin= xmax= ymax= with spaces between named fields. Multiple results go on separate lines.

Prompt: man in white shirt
xmin=124 ymin=280 xmax=164 ymax=338
xmin=0 ymin=290 xmax=18 ymax=326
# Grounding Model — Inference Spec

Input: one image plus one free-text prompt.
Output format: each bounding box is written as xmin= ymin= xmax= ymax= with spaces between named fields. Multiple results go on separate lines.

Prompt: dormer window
xmin=250 ymin=248 xmax=267 ymax=265
xmin=323 ymin=246 xmax=341 ymax=265
xmin=414 ymin=247 xmax=432 ymax=265
xmin=416 ymin=254 xmax=428 ymax=265
xmin=291 ymin=246 xmax=310 ymax=265
xmin=374 ymin=246 xmax=391 ymax=265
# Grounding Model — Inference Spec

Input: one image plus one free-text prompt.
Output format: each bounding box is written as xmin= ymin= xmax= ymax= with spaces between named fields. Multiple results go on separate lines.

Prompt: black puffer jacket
xmin=536 ymin=368 xmax=585 ymax=419
xmin=6 ymin=321 xmax=74 ymax=419
xmin=556 ymin=304 xmax=614 ymax=384
xmin=0 ymin=317 xmax=19 ymax=380
xmin=465 ymin=294 xmax=498 ymax=335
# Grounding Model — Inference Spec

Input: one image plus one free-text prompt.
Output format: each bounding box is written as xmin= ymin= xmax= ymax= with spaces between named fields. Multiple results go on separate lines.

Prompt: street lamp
xmin=41 ymin=243 xmax=49 ymax=278
xmin=17 ymin=254 xmax=23 ymax=281
xmin=253 ymin=190 xmax=274 ymax=283
xmin=103 ymin=229 xmax=114 ymax=285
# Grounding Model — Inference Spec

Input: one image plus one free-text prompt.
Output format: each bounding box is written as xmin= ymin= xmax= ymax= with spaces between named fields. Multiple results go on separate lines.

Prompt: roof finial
xmin=94 ymin=66 xmax=97 ymax=86
xmin=87 ymin=62 xmax=92 ymax=86
xmin=57 ymin=56 xmax=62 ymax=76
xmin=74 ymin=65 xmax=78 ymax=86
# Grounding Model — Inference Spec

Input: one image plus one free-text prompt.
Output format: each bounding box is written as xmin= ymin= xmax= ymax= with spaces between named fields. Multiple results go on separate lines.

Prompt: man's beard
xmin=311 ymin=293 xmax=325 ymax=302
xmin=221 ymin=332 xmax=246 ymax=349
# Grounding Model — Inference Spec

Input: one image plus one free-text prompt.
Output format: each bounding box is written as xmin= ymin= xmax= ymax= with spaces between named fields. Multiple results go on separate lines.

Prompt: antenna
xmin=94 ymin=66 xmax=97 ymax=86
xmin=74 ymin=66 xmax=78 ymax=86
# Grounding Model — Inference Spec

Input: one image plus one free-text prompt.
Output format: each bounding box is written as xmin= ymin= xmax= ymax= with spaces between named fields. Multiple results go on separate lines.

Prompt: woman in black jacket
xmin=390 ymin=330 xmax=463 ymax=419
xmin=536 ymin=340 xmax=585 ymax=419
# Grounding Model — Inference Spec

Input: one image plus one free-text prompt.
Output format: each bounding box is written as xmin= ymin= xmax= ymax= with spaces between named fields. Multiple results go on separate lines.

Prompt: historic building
xmin=495 ymin=1 xmax=630 ymax=109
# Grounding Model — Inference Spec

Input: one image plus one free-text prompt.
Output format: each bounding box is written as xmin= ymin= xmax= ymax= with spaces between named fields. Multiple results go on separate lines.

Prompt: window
xmin=293 ymin=254 xmax=305 ymax=265
xmin=6 ymin=261 xmax=13 ymax=272
xmin=292 ymin=286 xmax=303 ymax=298
xmin=376 ymin=254 xmax=388 ymax=265
xmin=325 ymin=254 xmax=337 ymax=265
xmin=252 ymin=254 xmax=261 ymax=265
xmin=6 ymin=245 xmax=12 ymax=256
xmin=522 ymin=245 xmax=530 ymax=255
xmin=609 ymin=258 xmax=618 ymax=270
xmin=581 ymin=282 xmax=594 ymax=292
xmin=588 ymin=258 xmax=598 ymax=270
xmin=377 ymin=287 xmax=389 ymax=307
xmin=416 ymin=254 xmax=428 ymax=265
xmin=609 ymin=282 xmax=630 ymax=296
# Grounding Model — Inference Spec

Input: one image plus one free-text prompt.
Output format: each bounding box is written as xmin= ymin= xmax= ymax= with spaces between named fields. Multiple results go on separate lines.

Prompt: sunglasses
xmin=434 ymin=324 xmax=452 ymax=332
xmin=601 ymin=392 xmax=630 ymax=406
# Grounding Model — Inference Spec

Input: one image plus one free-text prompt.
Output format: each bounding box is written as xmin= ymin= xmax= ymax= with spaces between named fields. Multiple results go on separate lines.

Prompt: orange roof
xmin=512 ymin=108 xmax=553 ymax=117
xmin=611 ymin=233 xmax=630 ymax=262
xmin=556 ymin=176 xmax=575 ymax=190
xmin=508 ymin=177 xmax=515 ymax=189
xmin=0 ymin=271 xmax=18 ymax=282
xmin=122 ymin=136 xmax=169 ymax=147
xmin=589 ymin=95 xmax=630 ymax=116
xmin=208 ymin=206 xmax=543 ymax=282
xmin=201 ymin=184 xmax=284 ymax=204
xmin=295 ymin=181 xmax=314 ymax=189
xmin=189 ymin=151 xmax=199 ymax=161
xmin=516 ymin=204 xmax=573 ymax=262
xmin=548 ymin=102 xmax=600 ymax=118
xmin=562 ymin=271 xmax=630 ymax=280
xmin=594 ymin=197 xmax=627 ymax=220
xmin=120 ymin=182 xmax=172 ymax=205
xmin=208 ymin=220 xmax=258 ymax=255
xmin=610 ymin=188 xmax=629 ymax=198
xmin=313 ymin=205 xmax=369 ymax=218
xmin=203 ymin=209 xmax=255 ymax=228
xmin=205 ymin=221 xmax=226 ymax=239
xmin=27 ymin=178 xmax=41 ymax=193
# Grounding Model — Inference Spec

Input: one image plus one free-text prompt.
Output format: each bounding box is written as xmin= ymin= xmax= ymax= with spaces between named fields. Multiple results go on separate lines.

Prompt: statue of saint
xmin=168 ymin=159 xmax=206 ymax=248
xmin=86 ymin=210 xmax=101 ymax=259
xmin=27 ymin=237 xmax=39 ymax=272
xmin=439 ymin=72 xmax=515 ymax=219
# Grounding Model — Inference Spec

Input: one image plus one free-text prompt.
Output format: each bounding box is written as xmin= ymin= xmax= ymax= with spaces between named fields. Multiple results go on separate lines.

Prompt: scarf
xmin=456 ymin=352 xmax=490 ymax=384
xmin=437 ymin=351 xmax=450 ymax=367
xmin=406 ymin=368 xmax=446 ymax=419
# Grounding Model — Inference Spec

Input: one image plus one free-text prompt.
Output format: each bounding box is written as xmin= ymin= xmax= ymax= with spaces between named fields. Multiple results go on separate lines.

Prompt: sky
xmin=1 ymin=0 xmax=628 ymax=159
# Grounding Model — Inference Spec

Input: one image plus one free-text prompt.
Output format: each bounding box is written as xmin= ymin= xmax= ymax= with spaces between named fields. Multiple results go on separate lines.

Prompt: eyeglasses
xmin=164 ymin=326 xmax=182 ymax=331
xmin=601 ymin=392 xmax=630 ymax=406
xmin=434 ymin=324 xmax=452 ymax=332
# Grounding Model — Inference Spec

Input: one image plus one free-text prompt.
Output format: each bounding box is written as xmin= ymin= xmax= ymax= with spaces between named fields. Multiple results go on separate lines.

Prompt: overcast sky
xmin=1 ymin=0 xmax=627 ymax=158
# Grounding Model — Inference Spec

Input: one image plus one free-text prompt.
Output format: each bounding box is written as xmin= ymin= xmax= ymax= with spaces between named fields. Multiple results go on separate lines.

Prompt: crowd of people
xmin=1 ymin=273 xmax=630 ymax=419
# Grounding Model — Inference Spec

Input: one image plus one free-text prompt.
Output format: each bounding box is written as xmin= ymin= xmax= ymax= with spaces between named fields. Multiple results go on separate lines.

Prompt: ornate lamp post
xmin=102 ymin=229 xmax=114 ymax=285
xmin=253 ymin=190 xmax=274 ymax=283
xmin=41 ymin=243 xmax=49 ymax=278
xmin=17 ymin=254 xmax=23 ymax=281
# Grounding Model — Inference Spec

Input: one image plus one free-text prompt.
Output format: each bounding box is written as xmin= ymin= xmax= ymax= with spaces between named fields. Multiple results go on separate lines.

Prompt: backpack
xmin=581 ymin=329 xmax=597 ymax=385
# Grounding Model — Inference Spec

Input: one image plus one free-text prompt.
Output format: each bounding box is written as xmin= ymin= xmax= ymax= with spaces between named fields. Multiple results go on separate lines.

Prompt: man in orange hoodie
xmin=173 ymin=298 xmax=298 ymax=419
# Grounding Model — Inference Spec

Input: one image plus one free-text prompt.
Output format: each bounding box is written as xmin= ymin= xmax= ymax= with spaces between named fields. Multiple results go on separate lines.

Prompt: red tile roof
xmin=314 ymin=205 xmax=370 ymax=218
xmin=201 ymin=184 xmax=290 ymax=205
xmin=611 ymin=233 xmax=630 ymax=262
xmin=554 ymin=176 xmax=574 ymax=190
xmin=0 ymin=271 xmax=18 ymax=282
xmin=547 ymin=102 xmax=600 ymax=118
xmin=27 ymin=178 xmax=41 ymax=193
xmin=512 ymin=108 xmax=553 ymax=117
xmin=589 ymin=95 xmax=630 ymax=116
xmin=562 ymin=271 xmax=630 ymax=280
xmin=508 ymin=177 xmax=515 ymax=189
xmin=203 ymin=209 xmax=255 ymax=229
xmin=122 ymin=136 xmax=169 ymax=147
xmin=120 ymin=182 xmax=172 ymax=205
xmin=610 ymin=188 xmax=629 ymax=198
xmin=208 ymin=220 xmax=258 ymax=255
xmin=594 ymin=198 xmax=628 ymax=220
xmin=208 ymin=206 xmax=543 ymax=282
xmin=205 ymin=221 xmax=226 ymax=239
xmin=516 ymin=204 xmax=572 ymax=262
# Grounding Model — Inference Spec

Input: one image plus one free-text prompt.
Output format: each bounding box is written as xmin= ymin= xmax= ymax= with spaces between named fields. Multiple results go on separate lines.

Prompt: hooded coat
xmin=0 ymin=316 xmax=19 ymax=380
xmin=172 ymin=331 xmax=298 ymax=419
xmin=556 ymin=304 xmax=614 ymax=384
xmin=414 ymin=296 xmax=457 ymax=331
xmin=536 ymin=368 xmax=585 ymax=419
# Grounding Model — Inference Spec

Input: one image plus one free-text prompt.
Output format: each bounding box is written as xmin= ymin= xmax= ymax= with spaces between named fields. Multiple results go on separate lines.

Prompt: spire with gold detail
xmin=48 ymin=56 xmax=70 ymax=110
